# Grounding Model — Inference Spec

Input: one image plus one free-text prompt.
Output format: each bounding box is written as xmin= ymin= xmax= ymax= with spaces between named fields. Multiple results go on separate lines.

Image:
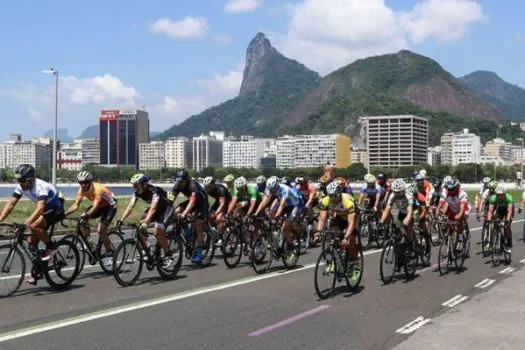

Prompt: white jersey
xmin=440 ymin=189 xmax=470 ymax=214
xmin=386 ymin=191 xmax=417 ymax=214
xmin=478 ymin=184 xmax=486 ymax=196
xmin=13 ymin=178 xmax=62 ymax=210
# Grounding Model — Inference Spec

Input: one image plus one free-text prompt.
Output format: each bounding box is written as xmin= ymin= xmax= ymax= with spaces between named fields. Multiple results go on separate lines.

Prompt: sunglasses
xmin=79 ymin=181 xmax=91 ymax=186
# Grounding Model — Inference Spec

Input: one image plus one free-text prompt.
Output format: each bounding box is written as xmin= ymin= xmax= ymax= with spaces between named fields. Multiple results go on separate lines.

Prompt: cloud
xmin=195 ymin=63 xmax=244 ymax=100
xmin=60 ymin=74 xmax=140 ymax=105
xmin=225 ymin=0 xmax=263 ymax=13
xmin=273 ymin=0 xmax=486 ymax=75
xmin=150 ymin=17 xmax=208 ymax=39
xmin=398 ymin=0 xmax=486 ymax=44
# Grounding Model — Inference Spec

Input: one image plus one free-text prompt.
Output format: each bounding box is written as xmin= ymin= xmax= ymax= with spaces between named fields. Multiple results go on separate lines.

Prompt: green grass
xmin=465 ymin=189 xmax=523 ymax=202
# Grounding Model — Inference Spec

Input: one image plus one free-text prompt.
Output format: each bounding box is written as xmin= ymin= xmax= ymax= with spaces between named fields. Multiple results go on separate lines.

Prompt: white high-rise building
xmin=58 ymin=141 xmax=83 ymax=171
xmin=139 ymin=141 xmax=165 ymax=170
xmin=165 ymin=137 xmax=192 ymax=169
xmin=263 ymin=138 xmax=277 ymax=157
xmin=441 ymin=129 xmax=481 ymax=165
xmin=427 ymin=146 xmax=442 ymax=166
xmin=12 ymin=142 xmax=51 ymax=169
xmin=223 ymin=136 xmax=265 ymax=168
xmin=81 ymin=138 xmax=100 ymax=166
xmin=276 ymin=136 xmax=295 ymax=169
xmin=193 ymin=133 xmax=223 ymax=172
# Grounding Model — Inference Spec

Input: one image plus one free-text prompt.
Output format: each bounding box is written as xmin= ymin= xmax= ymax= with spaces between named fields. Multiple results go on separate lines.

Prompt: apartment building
xmin=165 ymin=137 xmax=192 ymax=169
xmin=223 ymin=136 xmax=265 ymax=168
xmin=192 ymin=133 xmax=223 ymax=172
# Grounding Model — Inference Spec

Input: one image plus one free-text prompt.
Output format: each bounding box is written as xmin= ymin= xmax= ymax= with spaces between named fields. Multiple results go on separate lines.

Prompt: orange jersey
xmin=77 ymin=182 xmax=115 ymax=207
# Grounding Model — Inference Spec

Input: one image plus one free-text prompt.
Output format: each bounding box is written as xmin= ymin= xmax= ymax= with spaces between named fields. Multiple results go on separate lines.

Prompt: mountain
xmin=155 ymin=32 xmax=320 ymax=139
xmin=44 ymin=128 xmax=72 ymax=142
xmin=79 ymin=125 xmax=98 ymax=139
xmin=280 ymin=50 xmax=506 ymax=145
xmin=460 ymin=71 xmax=525 ymax=120
xmin=149 ymin=131 xmax=161 ymax=138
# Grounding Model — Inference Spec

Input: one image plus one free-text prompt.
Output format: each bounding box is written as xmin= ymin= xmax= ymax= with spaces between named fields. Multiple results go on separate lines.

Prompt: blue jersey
xmin=13 ymin=178 xmax=62 ymax=211
xmin=360 ymin=184 xmax=383 ymax=198
xmin=266 ymin=184 xmax=303 ymax=207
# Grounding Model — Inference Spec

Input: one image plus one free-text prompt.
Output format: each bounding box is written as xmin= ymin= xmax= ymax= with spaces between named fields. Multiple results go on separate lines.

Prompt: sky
xmin=0 ymin=0 xmax=523 ymax=141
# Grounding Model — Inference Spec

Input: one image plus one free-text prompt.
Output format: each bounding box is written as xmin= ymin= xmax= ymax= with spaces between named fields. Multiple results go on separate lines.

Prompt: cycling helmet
xmin=443 ymin=175 xmax=453 ymax=184
xmin=130 ymin=173 xmax=150 ymax=185
xmin=174 ymin=169 xmax=189 ymax=182
xmin=234 ymin=176 xmax=247 ymax=189
xmin=406 ymin=184 xmax=416 ymax=194
xmin=445 ymin=177 xmax=459 ymax=190
xmin=419 ymin=169 xmax=427 ymax=177
xmin=488 ymin=180 xmax=498 ymax=191
xmin=495 ymin=185 xmax=505 ymax=195
xmin=482 ymin=177 xmax=492 ymax=185
xmin=326 ymin=181 xmax=342 ymax=196
xmin=203 ymin=176 xmax=215 ymax=187
xmin=266 ymin=176 xmax=279 ymax=191
xmin=295 ymin=176 xmax=306 ymax=185
xmin=77 ymin=171 xmax=93 ymax=182
xmin=15 ymin=164 xmax=35 ymax=181
xmin=391 ymin=179 xmax=406 ymax=193
xmin=223 ymin=174 xmax=235 ymax=183
xmin=256 ymin=175 xmax=266 ymax=184
xmin=319 ymin=175 xmax=330 ymax=184
xmin=364 ymin=173 xmax=376 ymax=184
xmin=377 ymin=173 xmax=387 ymax=181
xmin=415 ymin=174 xmax=425 ymax=182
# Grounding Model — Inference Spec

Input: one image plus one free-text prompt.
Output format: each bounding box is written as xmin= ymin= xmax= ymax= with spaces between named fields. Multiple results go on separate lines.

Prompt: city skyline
xmin=0 ymin=1 xmax=523 ymax=141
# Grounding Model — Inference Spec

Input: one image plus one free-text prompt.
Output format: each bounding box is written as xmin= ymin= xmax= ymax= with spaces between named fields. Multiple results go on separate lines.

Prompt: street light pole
xmin=43 ymin=68 xmax=59 ymax=187
xmin=517 ymin=137 xmax=524 ymax=188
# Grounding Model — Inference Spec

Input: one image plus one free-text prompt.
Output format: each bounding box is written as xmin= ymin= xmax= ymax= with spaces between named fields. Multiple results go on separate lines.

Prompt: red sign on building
xmin=100 ymin=110 xmax=120 ymax=121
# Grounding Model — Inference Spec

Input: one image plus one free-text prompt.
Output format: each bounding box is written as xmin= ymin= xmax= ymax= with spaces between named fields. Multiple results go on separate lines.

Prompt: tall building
xmin=99 ymin=109 xmax=149 ymax=168
xmin=192 ymin=133 xmax=223 ymax=172
xmin=484 ymin=138 xmax=520 ymax=161
xmin=57 ymin=141 xmax=83 ymax=171
xmin=351 ymin=148 xmax=368 ymax=165
xmin=440 ymin=129 xmax=481 ymax=165
xmin=366 ymin=115 xmax=428 ymax=167
xmin=139 ymin=141 xmax=165 ymax=170
xmin=223 ymin=136 xmax=265 ymax=168
xmin=276 ymin=134 xmax=351 ymax=169
xmin=81 ymin=138 xmax=100 ymax=166
xmin=427 ymin=146 xmax=442 ymax=166
xmin=13 ymin=142 xmax=51 ymax=169
xmin=165 ymin=137 xmax=192 ymax=169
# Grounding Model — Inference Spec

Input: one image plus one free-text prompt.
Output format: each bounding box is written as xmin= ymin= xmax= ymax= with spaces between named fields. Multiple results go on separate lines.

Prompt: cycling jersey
xmin=489 ymin=193 xmax=514 ymax=207
xmin=133 ymin=185 xmax=173 ymax=212
xmin=440 ymin=189 xmax=470 ymax=214
xmin=233 ymin=185 xmax=262 ymax=205
xmin=429 ymin=186 xmax=443 ymax=206
xmin=265 ymin=184 xmax=302 ymax=207
xmin=205 ymin=184 xmax=232 ymax=202
xmin=77 ymin=182 xmax=115 ymax=207
xmin=386 ymin=191 xmax=419 ymax=215
xmin=296 ymin=183 xmax=316 ymax=198
xmin=417 ymin=180 xmax=433 ymax=194
xmin=172 ymin=180 xmax=207 ymax=203
xmin=479 ymin=184 xmax=488 ymax=196
xmin=13 ymin=178 xmax=62 ymax=211
xmin=377 ymin=181 xmax=390 ymax=201
xmin=360 ymin=184 xmax=383 ymax=198
xmin=319 ymin=193 xmax=356 ymax=219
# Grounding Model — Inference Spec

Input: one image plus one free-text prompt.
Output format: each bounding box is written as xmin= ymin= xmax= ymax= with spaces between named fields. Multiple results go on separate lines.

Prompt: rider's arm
xmin=487 ymin=204 xmax=495 ymax=221
xmin=0 ymin=196 xmax=20 ymax=222
xmin=215 ymin=197 xmax=226 ymax=216
xmin=380 ymin=205 xmax=392 ymax=224
xmin=373 ymin=191 xmax=381 ymax=210
xmin=246 ymin=198 xmax=257 ymax=216
xmin=305 ymin=190 xmax=315 ymax=208
xmin=345 ymin=211 xmax=357 ymax=240
xmin=403 ymin=205 xmax=413 ymax=226
xmin=357 ymin=191 xmax=364 ymax=206
xmin=316 ymin=209 xmax=328 ymax=232
xmin=120 ymin=196 xmax=138 ymax=221
xmin=65 ymin=191 xmax=83 ymax=216
xmin=506 ymin=203 xmax=513 ymax=222
xmin=254 ymin=194 xmax=269 ymax=216
xmin=227 ymin=196 xmax=237 ymax=215
xmin=26 ymin=198 xmax=46 ymax=226
xmin=275 ymin=197 xmax=286 ymax=218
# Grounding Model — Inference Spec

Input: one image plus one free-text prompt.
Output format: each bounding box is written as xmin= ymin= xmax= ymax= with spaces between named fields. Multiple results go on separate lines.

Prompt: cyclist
xmin=413 ymin=174 xmax=432 ymax=256
xmin=376 ymin=172 xmax=391 ymax=207
xmin=437 ymin=177 xmax=470 ymax=224
xmin=477 ymin=180 xmax=499 ymax=216
xmin=475 ymin=177 xmax=492 ymax=210
xmin=380 ymin=179 xmax=420 ymax=250
xmin=316 ymin=181 xmax=360 ymax=280
xmin=295 ymin=176 xmax=318 ymax=214
xmin=334 ymin=176 xmax=353 ymax=196
xmin=118 ymin=174 xmax=174 ymax=268
xmin=519 ymin=189 xmax=525 ymax=214
xmin=487 ymin=185 xmax=514 ymax=253
xmin=228 ymin=177 xmax=263 ymax=217
xmin=255 ymin=175 xmax=266 ymax=193
xmin=172 ymin=169 xmax=209 ymax=264
xmin=0 ymin=164 xmax=65 ymax=279
xmin=202 ymin=176 xmax=232 ymax=246
xmin=323 ymin=162 xmax=333 ymax=181
xmin=254 ymin=176 xmax=303 ymax=254
xmin=223 ymin=174 xmax=235 ymax=192
xmin=358 ymin=174 xmax=382 ymax=212
xmin=64 ymin=171 xmax=117 ymax=264
xmin=281 ymin=176 xmax=294 ymax=187
xmin=429 ymin=177 xmax=443 ymax=212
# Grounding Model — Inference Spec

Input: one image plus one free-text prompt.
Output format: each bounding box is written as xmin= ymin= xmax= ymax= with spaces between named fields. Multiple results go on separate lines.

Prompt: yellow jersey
xmin=319 ymin=193 xmax=356 ymax=218
xmin=77 ymin=182 xmax=115 ymax=207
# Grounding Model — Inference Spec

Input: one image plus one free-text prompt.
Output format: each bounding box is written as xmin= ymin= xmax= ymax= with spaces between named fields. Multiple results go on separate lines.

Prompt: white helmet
xmin=203 ymin=176 xmax=215 ymax=187
xmin=234 ymin=176 xmax=247 ymax=189
xmin=77 ymin=171 xmax=93 ymax=182
xmin=326 ymin=181 xmax=342 ymax=196
xmin=415 ymin=174 xmax=425 ymax=182
xmin=392 ymin=179 xmax=406 ymax=193
xmin=419 ymin=169 xmax=427 ymax=177
xmin=443 ymin=175 xmax=452 ymax=184
xmin=482 ymin=177 xmax=491 ymax=185
xmin=256 ymin=175 xmax=266 ymax=185
xmin=495 ymin=185 xmax=505 ymax=195
xmin=266 ymin=176 xmax=279 ymax=191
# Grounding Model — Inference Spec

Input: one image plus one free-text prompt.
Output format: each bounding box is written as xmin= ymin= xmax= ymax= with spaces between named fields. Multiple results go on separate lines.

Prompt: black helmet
xmin=15 ymin=164 xmax=35 ymax=181
xmin=377 ymin=173 xmax=386 ymax=181
xmin=433 ymin=177 xmax=442 ymax=188
xmin=173 ymin=169 xmax=189 ymax=182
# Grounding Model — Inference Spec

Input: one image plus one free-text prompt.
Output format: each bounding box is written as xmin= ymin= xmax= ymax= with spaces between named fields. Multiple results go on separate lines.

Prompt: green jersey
xmin=233 ymin=185 xmax=262 ymax=205
xmin=489 ymin=193 xmax=514 ymax=207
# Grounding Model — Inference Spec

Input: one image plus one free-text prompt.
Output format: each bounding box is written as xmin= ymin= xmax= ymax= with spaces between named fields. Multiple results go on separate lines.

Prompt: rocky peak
xmin=239 ymin=32 xmax=276 ymax=96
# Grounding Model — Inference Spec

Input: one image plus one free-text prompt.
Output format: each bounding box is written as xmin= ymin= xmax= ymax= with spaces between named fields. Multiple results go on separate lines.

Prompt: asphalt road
xmin=1 ymin=215 xmax=525 ymax=349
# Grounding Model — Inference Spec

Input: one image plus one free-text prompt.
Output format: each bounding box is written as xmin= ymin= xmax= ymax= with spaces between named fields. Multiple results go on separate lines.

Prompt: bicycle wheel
xmin=251 ymin=234 xmax=273 ymax=274
xmin=97 ymin=231 xmax=124 ymax=274
xmin=345 ymin=243 xmax=364 ymax=289
xmin=430 ymin=220 xmax=440 ymax=246
xmin=314 ymin=249 xmax=337 ymax=299
xmin=438 ymin=236 xmax=451 ymax=275
xmin=299 ymin=222 xmax=311 ymax=255
xmin=379 ymin=239 xmax=396 ymax=284
xmin=481 ymin=222 xmax=490 ymax=257
xmin=223 ymin=227 xmax=243 ymax=269
xmin=44 ymin=240 xmax=81 ymax=289
xmin=360 ymin=219 xmax=370 ymax=249
xmin=491 ymin=227 xmax=503 ymax=267
xmin=0 ymin=244 xmax=25 ymax=297
xmin=61 ymin=234 xmax=87 ymax=274
xmin=113 ymin=239 xmax=143 ymax=287
xmin=157 ymin=234 xmax=183 ymax=280
xmin=418 ymin=234 xmax=431 ymax=266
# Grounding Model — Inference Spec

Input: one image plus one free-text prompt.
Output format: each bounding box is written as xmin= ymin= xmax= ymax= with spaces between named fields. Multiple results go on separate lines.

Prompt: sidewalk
xmin=394 ymin=267 xmax=525 ymax=349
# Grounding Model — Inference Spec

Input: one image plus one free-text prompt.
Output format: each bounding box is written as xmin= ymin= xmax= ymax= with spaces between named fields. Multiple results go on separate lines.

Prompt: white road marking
xmin=442 ymin=294 xmax=468 ymax=308
xmin=396 ymin=316 xmax=431 ymax=334
xmin=474 ymin=278 xmax=496 ymax=289
xmin=520 ymin=258 xmax=525 ymax=264
xmin=499 ymin=267 xmax=516 ymax=275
